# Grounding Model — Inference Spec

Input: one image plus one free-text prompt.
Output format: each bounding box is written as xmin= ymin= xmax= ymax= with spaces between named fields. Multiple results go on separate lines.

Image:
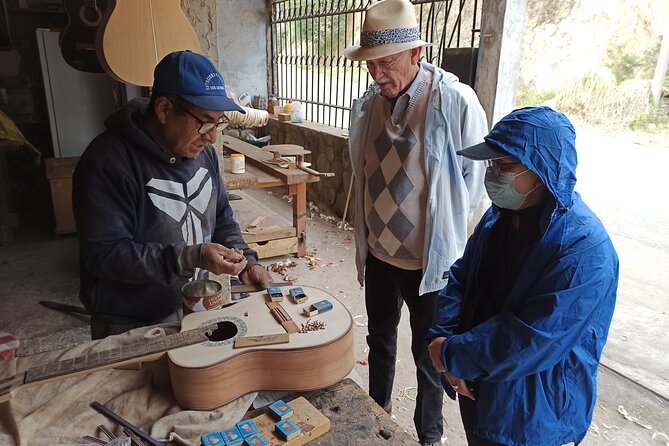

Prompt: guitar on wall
xmin=59 ymin=0 xmax=108 ymax=73
xmin=96 ymin=0 xmax=202 ymax=86
xmin=0 ymin=287 xmax=355 ymax=410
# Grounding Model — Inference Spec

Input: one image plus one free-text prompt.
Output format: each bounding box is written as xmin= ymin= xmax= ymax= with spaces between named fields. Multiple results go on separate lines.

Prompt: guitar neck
xmin=24 ymin=323 xmax=216 ymax=385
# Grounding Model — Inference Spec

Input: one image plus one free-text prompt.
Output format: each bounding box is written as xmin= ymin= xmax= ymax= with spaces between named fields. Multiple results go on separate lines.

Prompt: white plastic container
xmin=230 ymin=153 xmax=245 ymax=174
xmin=291 ymin=101 xmax=303 ymax=123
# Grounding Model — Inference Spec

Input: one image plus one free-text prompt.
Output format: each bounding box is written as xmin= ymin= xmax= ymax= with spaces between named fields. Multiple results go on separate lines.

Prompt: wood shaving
xmin=300 ymin=318 xmax=326 ymax=332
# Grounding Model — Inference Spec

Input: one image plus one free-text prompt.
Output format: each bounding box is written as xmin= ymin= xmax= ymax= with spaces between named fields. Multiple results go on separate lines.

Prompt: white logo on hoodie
xmin=146 ymin=167 xmax=212 ymax=246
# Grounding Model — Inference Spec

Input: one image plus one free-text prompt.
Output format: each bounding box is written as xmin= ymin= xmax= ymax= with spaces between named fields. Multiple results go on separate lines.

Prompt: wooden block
xmin=247 ymin=215 xmax=266 ymax=229
xmin=243 ymin=227 xmax=296 ymax=244
xmin=252 ymin=397 xmax=330 ymax=445
xmin=234 ymin=333 xmax=290 ymax=349
xmin=248 ymin=237 xmax=298 ymax=259
xmin=278 ymin=112 xmax=292 ymax=122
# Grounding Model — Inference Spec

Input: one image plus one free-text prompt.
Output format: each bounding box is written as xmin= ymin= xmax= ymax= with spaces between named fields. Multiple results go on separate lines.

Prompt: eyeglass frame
xmin=361 ymin=51 xmax=406 ymax=72
xmin=172 ymin=100 xmax=230 ymax=134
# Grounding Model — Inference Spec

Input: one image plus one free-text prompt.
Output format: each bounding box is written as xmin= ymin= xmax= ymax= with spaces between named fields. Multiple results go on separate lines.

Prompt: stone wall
xmin=265 ymin=119 xmax=354 ymax=221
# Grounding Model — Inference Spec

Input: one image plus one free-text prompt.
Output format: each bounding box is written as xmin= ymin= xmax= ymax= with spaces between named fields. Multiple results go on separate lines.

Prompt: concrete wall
xmin=216 ymin=0 xmax=269 ymax=101
xmin=265 ymin=119 xmax=354 ymax=221
xmin=181 ymin=0 xmax=219 ymax=64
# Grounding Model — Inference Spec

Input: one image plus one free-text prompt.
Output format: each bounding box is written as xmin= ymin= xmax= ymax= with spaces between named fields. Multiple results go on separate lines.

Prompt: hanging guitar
xmin=0 ymin=286 xmax=355 ymax=410
xmin=96 ymin=0 xmax=202 ymax=86
xmin=59 ymin=0 xmax=108 ymax=73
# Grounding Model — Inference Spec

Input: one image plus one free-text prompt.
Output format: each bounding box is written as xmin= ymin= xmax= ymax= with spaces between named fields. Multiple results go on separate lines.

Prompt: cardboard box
xmin=45 ymin=156 xmax=79 ymax=234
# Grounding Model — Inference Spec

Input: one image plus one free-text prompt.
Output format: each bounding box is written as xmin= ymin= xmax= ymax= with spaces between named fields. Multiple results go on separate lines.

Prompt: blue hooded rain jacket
xmin=428 ymin=106 xmax=619 ymax=446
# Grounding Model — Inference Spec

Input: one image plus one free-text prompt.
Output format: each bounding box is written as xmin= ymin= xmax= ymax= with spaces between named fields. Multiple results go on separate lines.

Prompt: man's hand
xmin=201 ymin=243 xmax=247 ymax=276
xmin=428 ymin=337 xmax=475 ymax=400
xmin=240 ymin=264 xmax=273 ymax=289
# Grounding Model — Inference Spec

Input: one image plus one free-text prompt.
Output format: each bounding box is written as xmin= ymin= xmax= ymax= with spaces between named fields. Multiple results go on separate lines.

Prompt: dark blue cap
xmin=153 ymin=50 xmax=244 ymax=113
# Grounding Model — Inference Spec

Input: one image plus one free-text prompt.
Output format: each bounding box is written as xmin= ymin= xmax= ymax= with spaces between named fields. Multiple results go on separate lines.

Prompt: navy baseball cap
xmin=153 ymin=50 xmax=244 ymax=113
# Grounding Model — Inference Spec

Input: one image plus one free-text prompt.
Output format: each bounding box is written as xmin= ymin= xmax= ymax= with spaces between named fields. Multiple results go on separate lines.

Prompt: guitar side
xmin=167 ymin=287 xmax=355 ymax=410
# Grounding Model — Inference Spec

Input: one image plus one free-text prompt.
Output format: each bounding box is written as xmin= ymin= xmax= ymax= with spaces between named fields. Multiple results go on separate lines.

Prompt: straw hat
xmin=344 ymin=0 xmax=431 ymax=61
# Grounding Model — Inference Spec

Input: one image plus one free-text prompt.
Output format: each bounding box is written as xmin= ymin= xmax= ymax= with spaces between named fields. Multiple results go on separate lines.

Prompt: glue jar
xmin=230 ymin=153 xmax=245 ymax=174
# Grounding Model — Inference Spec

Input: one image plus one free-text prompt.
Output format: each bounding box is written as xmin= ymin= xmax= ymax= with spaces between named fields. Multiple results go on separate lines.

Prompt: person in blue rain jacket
xmin=427 ymin=106 xmax=618 ymax=446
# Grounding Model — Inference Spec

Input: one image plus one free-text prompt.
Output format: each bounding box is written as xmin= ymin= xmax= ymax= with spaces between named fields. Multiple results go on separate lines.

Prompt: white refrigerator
xmin=36 ymin=28 xmax=117 ymax=158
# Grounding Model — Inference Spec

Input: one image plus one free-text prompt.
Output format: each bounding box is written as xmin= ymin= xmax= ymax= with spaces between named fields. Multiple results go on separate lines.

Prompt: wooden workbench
xmin=219 ymin=136 xmax=320 ymax=258
xmin=247 ymin=378 xmax=417 ymax=445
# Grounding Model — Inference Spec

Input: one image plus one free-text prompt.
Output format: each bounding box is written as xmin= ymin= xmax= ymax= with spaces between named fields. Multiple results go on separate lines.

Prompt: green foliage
xmin=276 ymin=1 xmax=347 ymax=62
xmin=630 ymin=110 xmax=669 ymax=133
xmin=605 ymin=38 xmax=661 ymax=84
xmin=515 ymin=80 xmax=558 ymax=108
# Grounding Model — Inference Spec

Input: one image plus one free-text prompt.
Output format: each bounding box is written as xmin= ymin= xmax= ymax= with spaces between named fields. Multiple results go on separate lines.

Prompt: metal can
xmin=230 ymin=153 xmax=245 ymax=174
xmin=181 ymin=279 xmax=224 ymax=315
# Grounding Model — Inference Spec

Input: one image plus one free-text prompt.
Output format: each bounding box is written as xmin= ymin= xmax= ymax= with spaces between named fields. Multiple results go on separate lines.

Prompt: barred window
xmin=269 ymin=0 xmax=483 ymax=129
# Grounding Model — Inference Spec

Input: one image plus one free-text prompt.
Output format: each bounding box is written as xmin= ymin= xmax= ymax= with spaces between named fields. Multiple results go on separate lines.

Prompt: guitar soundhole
xmin=207 ymin=321 xmax=238 ymax=342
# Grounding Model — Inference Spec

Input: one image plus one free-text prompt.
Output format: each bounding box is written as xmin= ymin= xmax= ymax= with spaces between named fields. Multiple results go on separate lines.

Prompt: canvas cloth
xmin=0 ymin=324 xmax=255 ymax=446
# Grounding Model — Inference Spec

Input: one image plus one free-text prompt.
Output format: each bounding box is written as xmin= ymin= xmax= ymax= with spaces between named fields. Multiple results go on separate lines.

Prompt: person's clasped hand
xmin=201 ymin=243 xmax=248 ymax=276
xmin=240 ymin=264 xmax=273 ymax=289
xmin=428 ymin=336 xmax=476 ymax=401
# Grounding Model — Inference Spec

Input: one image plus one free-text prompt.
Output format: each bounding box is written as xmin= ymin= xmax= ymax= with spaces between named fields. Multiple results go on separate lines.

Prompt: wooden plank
xmin=247 ymin=215 xmax=266 ymax=229
xmin=249 ymin=237 xmax=298 ymax=259
xmin=233 ymin=333 xmax=290 ymax=349
xmin=243 ymin=227 xmax=296 ymax=243
xmin=252 ymin=397 xmax=330 ymax=445
xmin=290 ymin=182 xmax=307 ymax=257
xmin=222 ymin=158 xmax=284 ymax=190
xmin=220 ymin=136 xmax=319 ymax=186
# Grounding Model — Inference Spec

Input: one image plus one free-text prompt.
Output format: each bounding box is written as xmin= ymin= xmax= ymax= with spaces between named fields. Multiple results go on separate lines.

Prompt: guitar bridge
xmin=266 ymin=302 xmax=300 ymax=334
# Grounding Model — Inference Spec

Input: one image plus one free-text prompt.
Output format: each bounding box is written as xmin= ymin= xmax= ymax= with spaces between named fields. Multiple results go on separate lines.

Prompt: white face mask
xmin=484 ymin=166 xmax=538 ymax=210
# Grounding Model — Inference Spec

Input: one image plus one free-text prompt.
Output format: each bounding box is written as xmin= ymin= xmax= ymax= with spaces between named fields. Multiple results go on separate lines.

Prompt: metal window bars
xmin=269 ymin=0 xmax=482 ymax=129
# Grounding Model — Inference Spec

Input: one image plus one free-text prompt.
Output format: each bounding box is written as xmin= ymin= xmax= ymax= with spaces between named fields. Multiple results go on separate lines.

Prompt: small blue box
xmin=289 ymin=287 xmax=308 ymax=304
xmin=303 ymin=299 xmax=333 ymax=316
xmin=266 ymin=286 xmax=283 ymax=301
xmin=201 ymin=431 xmax=225 ymax=446
xmin=275 ymin=417 xmax=301 ymax=441
xmin=244 ymin=433 xmax=271 ymax=445
xmin=222 ymin=426 xmax=244 ymax=445
xmin=268 ymin=399 xmax=293 ymax=420
xmin=236 ymin=419 xmax=258 ymax=438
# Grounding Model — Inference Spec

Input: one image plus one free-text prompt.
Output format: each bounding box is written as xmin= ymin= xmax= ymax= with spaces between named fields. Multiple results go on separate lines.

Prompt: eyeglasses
xmin=489 ymin=159 xmax=528 ymax=177
xmin=361 ymin=52 xmax=405 ymax=72
xmin=173 ymin=102 xmax=230 ymax=134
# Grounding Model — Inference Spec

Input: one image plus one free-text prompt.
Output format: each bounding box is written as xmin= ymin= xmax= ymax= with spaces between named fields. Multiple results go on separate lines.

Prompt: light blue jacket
xmin=428 ymin=107 xmax=619 ymax=445
xmin=348 ymin=63 xmax=488 ymax=295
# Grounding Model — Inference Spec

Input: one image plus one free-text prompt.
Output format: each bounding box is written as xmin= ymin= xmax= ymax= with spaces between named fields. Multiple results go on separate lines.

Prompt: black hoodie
xmin=73 ymin=98 xmax=258 ymax=324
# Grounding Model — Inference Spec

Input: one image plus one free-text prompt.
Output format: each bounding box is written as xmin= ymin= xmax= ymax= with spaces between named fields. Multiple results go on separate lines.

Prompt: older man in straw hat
xmin=345 ymin=0 xmax=488 ymax=444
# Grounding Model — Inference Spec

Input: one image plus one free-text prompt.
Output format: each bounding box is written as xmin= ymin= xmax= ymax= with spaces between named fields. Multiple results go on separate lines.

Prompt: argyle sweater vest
xmin=363 ymin=72 xmax=431 ymax=270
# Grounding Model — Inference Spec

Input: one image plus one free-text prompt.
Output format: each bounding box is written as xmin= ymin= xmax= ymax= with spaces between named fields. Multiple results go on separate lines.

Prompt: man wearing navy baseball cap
xmin=73 ymin=50 xmax=272 ymax=339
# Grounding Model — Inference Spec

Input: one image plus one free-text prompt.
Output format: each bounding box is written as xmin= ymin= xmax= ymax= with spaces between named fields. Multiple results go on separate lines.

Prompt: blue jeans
xmin=365 ymin=253 xmax=443 ymax=444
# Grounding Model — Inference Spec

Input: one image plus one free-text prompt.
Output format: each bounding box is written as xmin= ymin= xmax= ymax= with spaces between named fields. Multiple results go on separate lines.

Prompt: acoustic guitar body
xmin=60 ymin=0 xmax=108 ymax=72
xmin=168 ymin=287 xmax=355 ymax=410
xmin=96 ymin=0 xmax=201 ymax=86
